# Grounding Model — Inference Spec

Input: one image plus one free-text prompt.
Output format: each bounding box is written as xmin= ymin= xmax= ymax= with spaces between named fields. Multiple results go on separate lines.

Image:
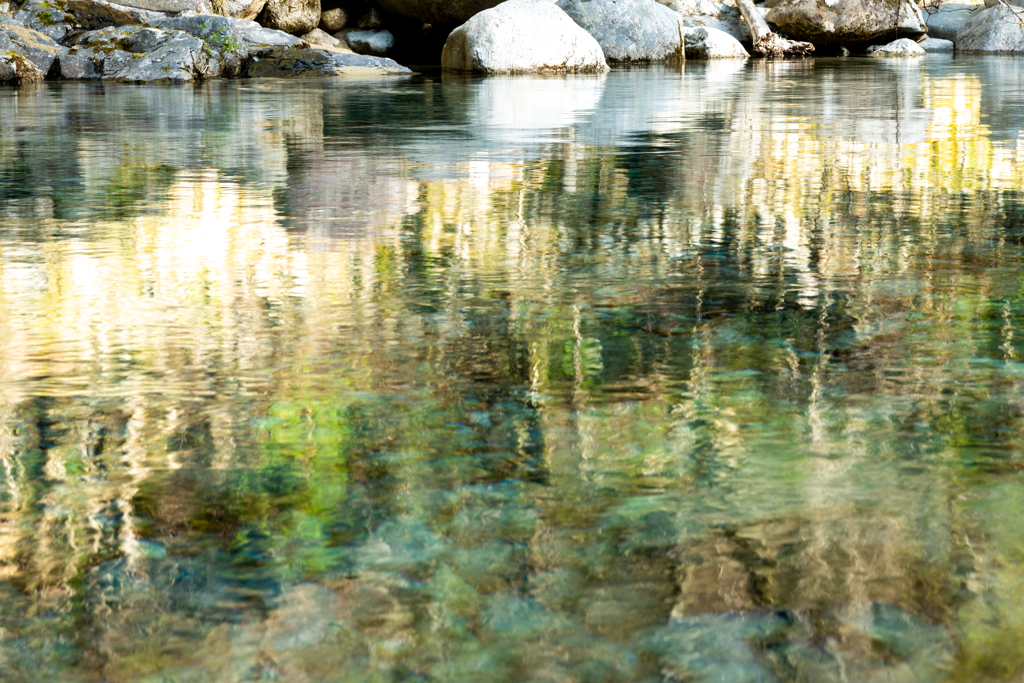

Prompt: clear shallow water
xmin=2 ymin=57 xmax=1024 ymax=681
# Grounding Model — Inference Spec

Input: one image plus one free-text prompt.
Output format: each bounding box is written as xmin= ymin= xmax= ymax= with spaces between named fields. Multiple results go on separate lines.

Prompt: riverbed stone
xmin=556 ymin=0 xmax=686 ymax=63
xmin=441 ymin=0 xmax=608 ymax=73
xmin=919 ymin=35 xmax=954 ymax=51
xmin=897 ymin=0 xmax=927 ymax=38
xmin=868 ymin=36 xmax=926 ymax=54
xmin=299 ymin=25 xmax=341 ymax=47
xmin=0 ymin=47 xmax=45 ymax=82
xmin=925 ymin=3 xmax=982 ymax=40
xmin=318 ymin=6 xmax=346 ymax=31
xmin=147 ymin=13 xmax=248 ymax=75
xmin=257 ymin=0 xmax=319 ymax=34
xmin=220 ymin=0 xmax=267 ymax=20
xmin=0 ymin=14 xmax=66 ymax=75
xmin=374 ymin=0 xmax=504 ymax=26
xmin=231 ymin=17 xmax=304 ymax=50
xmin=684 ymin=25 xmax=749 ymax=57
xmin=346 ymin=27 xmax=393 ymax=55
xmin=71 ymin=24 xmax=230 ymax=80
xmin=107 ymin=0 xmax=212 ymax=14
xmin=656 ymin=0 xmax=750 ymax=43
xmin=955 ymin=3 xmax=1024 ymax=52
xmin=766 ymin=0 xmax=904 ymax=47
xmin=243 ymin=45 xmax=412 ymax=76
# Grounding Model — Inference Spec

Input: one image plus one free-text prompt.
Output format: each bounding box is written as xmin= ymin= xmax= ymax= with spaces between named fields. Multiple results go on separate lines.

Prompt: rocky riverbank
xmin=1 ymin=0 xmax=1023 ymax=83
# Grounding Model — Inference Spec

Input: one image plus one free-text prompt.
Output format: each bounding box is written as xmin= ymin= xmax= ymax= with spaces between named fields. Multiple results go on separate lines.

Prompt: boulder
xmin=556 ymin=0 xmax=685 ymax=63
xmin=897 ymin=0 xmax=927 ymax=38
xmin=766 ymin=0 xmax=904 ymax=47
xmin=257 ymin=0 xmax=319 ymax=34
xmin=441 ymin=0 xmax=609 ymax=73
xmin=346 ymin=28 xmax=393 ymax=55
xmin=655 ymin=0 xmax=750 ymax=43
xmin=218 ymin=0 xmax=267 ymax=20
xmin=13 ymin=0 xmax=150 ymax=42
xmin=356 ymin=6 xmax=383 ymax=28
xmin=919 ymin=35 xmax=954 ymax=51
xmin=374 ymin=0 xmax=503 ymax=26
xmin=231 ymin=17 xmax=305 ymax=49
xmin=684 ymin=24 xmax=748 ymax=56
xmin=0 ymin=14 xmax=66 ymax=75
xmin=299 ymin=25 xmax=343 ymax=47
xmin=105 ymin=0 xmax=212 ymax=14
xmin=955 ymin=3 xmax=1024 ymax=52
xmin=147 ymin=13 xmax=248 ymax=74
xmin=0 ymin=47 xmax=45 ymax=82
xmin=925 ymin=3 xmax=982 ymax=40
xmin=243 ymin=45 xmax=412 ymax=76
xmin=985 ymin=0 xmax=1023 ymax=7
xmin=319 ymin=6 xmax=346 ymax=31
xmin=867 ymin=36 xmax=926 ymax=54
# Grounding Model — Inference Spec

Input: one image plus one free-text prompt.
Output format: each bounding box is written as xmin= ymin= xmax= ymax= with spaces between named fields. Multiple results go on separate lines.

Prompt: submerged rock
xmin=244 ymin=45 xmax=413 ymax=76
xmin=955 ymin=4 xmax=1024 ymax=52
xmin=766 ymin=0 xmax=911 ymax=47
xmin=868 ymin=36 xmax=927 ymax=55
xmin=441 ymin=0 xmax=608 ymax=73
xmin=685 ymin=25 xmax=749 ymax=57
xmin=346 ymin=28 xmax=393 ymax=56
xmin=656 ymin=0 xmax=751 ymax=44
xmin=556 ymin=0 xmax=686 ymax=63
xmin=925 ymin=3 xmax=982 ymax=40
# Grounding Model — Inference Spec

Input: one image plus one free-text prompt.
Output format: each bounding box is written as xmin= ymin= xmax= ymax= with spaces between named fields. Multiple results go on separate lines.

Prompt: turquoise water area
xmin=2 ymin=57 xmax=1024 ymax=681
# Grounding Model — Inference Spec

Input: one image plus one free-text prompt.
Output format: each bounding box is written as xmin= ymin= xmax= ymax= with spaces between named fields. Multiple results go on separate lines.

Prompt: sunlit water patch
xmin=2 ymin=60 xmax=1024 ymax=681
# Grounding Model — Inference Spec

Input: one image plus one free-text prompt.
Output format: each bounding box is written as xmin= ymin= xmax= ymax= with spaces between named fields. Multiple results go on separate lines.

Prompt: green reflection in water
xmin=1 ymin=60 xmax=1024 ymax=681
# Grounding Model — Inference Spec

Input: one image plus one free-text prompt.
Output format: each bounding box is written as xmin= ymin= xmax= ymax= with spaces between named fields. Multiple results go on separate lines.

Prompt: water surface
xmin=2 ymin=57 xmax=1024 ymax=681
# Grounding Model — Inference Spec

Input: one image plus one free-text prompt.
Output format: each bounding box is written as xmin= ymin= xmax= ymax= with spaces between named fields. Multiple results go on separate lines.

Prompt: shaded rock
xmin=319 ymin=6 xmax=346 ymax=31
xmin=925 ymin=3 xmax=982 ymax=40
xmin=685 ymin=25 xmax=749 ymax=57
xmin=985 ymin=0 xmax=1023 ymax=7
xmin=219 ymin=0 xmax=267 ymax=20
xmin=0 ymin=14 xmax=66 ymax=75
xmin=345 ymin=27 xmax=392 ymax=55
xmin=556 ymin=0 xmax=686 ymax=63
xmin=244 ymin=44 xmax=412 ymax=76
xmin=955 ymin=3 xmax=1024 ymax=52
xmin=375 ymin=0 xmax=504 ymax=26
xmin=299 ymin=25 xmax=342 ymax=47
xmin=868 ymin=36 xmax=926 ymax=54
xmin=919 ymin=35 xmax=954 ymax=51
xmin=441 ymin=0 xmax=608 ymax=73
xmin=656 ymin=0 xmax=751 ymax=43
xmin=258 ymin=0 xmax=319 ymax=34
xmin=766 ymin=0 xmax=903 ymax=47
xmin=356 ymin=5 xmax=382 ymax=28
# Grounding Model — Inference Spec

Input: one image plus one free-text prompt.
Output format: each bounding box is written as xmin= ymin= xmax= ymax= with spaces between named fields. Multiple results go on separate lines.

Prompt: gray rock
xmin=985 ymin=0 xmax=1023 ymax=7
xmin=556 ymin=0 xmax=686 ymax=63
xmin=684 ymin=24 xmax=749 ymax=57
xmin=656 ymin=0 xmax=750 ymax=43
xmin=319 ymin=6 xmax=346 ymax=31
xmin=925 ymin=3 xmax=982 ymax=40
xmin=897 ymin=0 xmax=927 ymax=37
xmin=919 ymin=35 xmax=954 ymax=50
xmin=766 ymin=0 xmax=904 ymax=47
xmin=345 ymin=28 xmax=392 ymax=55
xmin=0 ymin=14 xmax=66 ymax=75
xmin=441 ymin=0 xmax=608 ymax=73
xmin=56 ymin=50 xmax=101 ymax=78
xmin=243 ymin=45 xmax=412 ymax=76
xmin=868 ymin=36 xmax=927 ymax=54
xmin=108 ymin=0 xmax=212 ymax=13
xmin=72 ymin=24 xmax=231 ymax=80
xmin=13 ymin=0 xmax=72 ymax=42
xmin=0 ymin=48 xmax=45 ymax=82
xmin=258 ymin=0 xmax=319 ymax=34
xmin=147 ymin=13 xmax=248 ymax=75
xmin=232 ymin=17 xmax=304 ymax=49
xmin=374 ymin=0 xmax=504 ymax=26
xmin=955 ymin=3 xmax=1024 ymax=51
xmin=299 ymin=26 xmax=342 ymax=47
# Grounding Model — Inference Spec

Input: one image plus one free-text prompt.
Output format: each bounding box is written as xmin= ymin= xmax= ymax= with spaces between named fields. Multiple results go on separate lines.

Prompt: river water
xmin=1 ymin=57 xmax=1024 ymax=681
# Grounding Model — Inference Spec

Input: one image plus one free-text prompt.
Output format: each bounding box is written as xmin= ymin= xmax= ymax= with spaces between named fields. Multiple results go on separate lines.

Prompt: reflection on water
xmin=3 ymin=60 xmax=1024 ymax=681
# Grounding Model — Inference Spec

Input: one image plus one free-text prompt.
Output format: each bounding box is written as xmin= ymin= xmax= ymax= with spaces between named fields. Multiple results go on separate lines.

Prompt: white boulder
xmin=919 ymin=36 xmax=954 ymax=51
xmin=556 ymin=0 xmax=686 ymax=63
xmin=956 ymin=3 xmax=1024 ymax=52
xmin=683 ymin=25 xmax=749 ymax=57
xmin=441 ymin=0 xmax=609 ymax=73
xmin=656 ymin=0 xmax=750 ymax=43
xmin=867 ymin=37 xmax=926 ymax=55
